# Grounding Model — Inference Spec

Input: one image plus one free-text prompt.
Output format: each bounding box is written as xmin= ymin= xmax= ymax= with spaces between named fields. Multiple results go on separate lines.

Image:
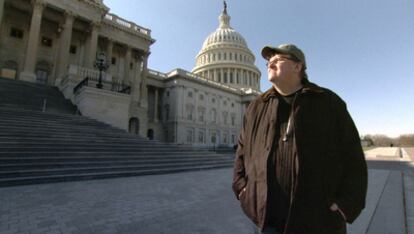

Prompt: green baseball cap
xmin=261 ymin=43 xmax=306 ymax=68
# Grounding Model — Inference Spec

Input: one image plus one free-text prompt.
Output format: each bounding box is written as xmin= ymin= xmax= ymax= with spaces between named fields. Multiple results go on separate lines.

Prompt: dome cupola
xmin=192 ymin=1 xmax=261 ymax=91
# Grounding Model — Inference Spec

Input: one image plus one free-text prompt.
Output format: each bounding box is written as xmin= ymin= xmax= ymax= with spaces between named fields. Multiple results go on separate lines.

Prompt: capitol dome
xmin=192 ymin=2 xmax=261 ymax=91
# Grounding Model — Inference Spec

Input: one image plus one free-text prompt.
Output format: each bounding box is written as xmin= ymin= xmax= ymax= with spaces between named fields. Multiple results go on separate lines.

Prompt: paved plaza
xmin=1 ymin=148 xmax=413 ymax=234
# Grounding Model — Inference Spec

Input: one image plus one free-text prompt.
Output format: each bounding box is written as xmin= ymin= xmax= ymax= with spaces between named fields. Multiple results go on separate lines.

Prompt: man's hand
xmin=238 ymin=187 xmax=246 ymax=200
xmin=330 ymin=203 xmax=347 ymax=221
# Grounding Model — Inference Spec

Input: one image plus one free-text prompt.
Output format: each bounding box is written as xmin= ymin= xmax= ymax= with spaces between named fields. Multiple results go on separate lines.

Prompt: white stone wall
xmin=75 ymin=86 xmax=130 ymax=130
xmin=159 ymin=75 xmax=244 ymax=146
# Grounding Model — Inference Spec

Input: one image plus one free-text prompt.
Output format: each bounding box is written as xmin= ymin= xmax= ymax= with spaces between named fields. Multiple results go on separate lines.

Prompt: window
xmin=211 ymin=132 xmax=217 ymax=144
xmin=223 ymin=112 xmax=228 ymax=124
xmin=211 ymin=109 xmax=217 ymax=122
xmin=41 ymin=37 xmax=52 ymax=47
xmin=199 ymin=94 xmax=204 ymax=100
xmin=231 ymin=135 xmax=235 ymax=144
xmin=198 ymin=108 xmax=205 ymax=122
xmin=212 ymin=98 xmax=216 ymax=104
xmin=198 ymin=130 xmax=205 ymax=143
xmin=188 ymin=91 xmax=193 ymax=98
xmin=223 ymin=133 xmax=228 ymax=144
xmin=130 ymin=62 xmax=133 ymax=70
xmin=186 ymin=129 xmax=194 ymax=143
xmin=70 ymin=45 xmax=77 ymax=54
xmin=186 ymin=105 xmax=194 ymax=121
xmin=231 ymin=115 xmax=235 ymax=126
xmin=10 ymin=28 xmax=23 ymax=39
xmin=166 ymin=91 xmax=170 ymax=97
xmin=111 ymin=57 xmax=116 ymax=65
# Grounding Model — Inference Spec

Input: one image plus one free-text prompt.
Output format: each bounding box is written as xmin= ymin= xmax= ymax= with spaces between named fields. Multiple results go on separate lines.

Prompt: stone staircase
xmin=0 ymin=78 xmax=234 ymax=187
xmin=0 ymin=77 xmax=77 ymax=114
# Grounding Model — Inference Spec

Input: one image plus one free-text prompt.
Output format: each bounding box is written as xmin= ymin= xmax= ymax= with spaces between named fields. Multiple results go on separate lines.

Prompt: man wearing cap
xmin=232 ymin=44 xmax=367 ymax=234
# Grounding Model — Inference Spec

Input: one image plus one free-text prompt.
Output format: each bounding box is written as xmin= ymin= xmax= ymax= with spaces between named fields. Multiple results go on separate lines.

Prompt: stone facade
xmin=0 ymin=0 xmax=260 ymax=147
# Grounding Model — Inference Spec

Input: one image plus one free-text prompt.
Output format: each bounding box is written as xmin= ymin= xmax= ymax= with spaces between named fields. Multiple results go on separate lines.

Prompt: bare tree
xmin=398 ymin=134 xmax=414 ymax=147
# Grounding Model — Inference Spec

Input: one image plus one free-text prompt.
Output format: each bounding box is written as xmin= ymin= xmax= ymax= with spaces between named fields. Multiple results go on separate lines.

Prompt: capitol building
xmin=0 ymin=0 xmax=261 ymax=147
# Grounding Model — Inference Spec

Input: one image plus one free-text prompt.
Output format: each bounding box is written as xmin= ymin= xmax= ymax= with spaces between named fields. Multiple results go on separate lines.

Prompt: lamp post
xmin=94 ymin=52 xmax=109 ymax=89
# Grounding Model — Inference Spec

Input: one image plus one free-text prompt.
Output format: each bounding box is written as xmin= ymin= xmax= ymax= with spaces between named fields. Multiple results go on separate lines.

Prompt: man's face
xmin=267 ymin=53 xmax=300 ymax=84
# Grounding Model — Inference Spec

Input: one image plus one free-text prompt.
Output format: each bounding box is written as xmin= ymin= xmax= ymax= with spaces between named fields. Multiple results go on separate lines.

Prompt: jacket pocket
xmin=240 ymin=181 xmax=258 ymax=223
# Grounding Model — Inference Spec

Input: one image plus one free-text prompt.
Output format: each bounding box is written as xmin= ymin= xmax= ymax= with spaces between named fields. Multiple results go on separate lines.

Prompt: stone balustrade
xmin=148 ymin=69 xmax=167 ymax=78
xmin=67 ymin=64 xmax=112 ymax=82
xmin=104 ymin=13 xmax=151 ymax=36
xmin=171 ymin=69 xmax=239 ymax=93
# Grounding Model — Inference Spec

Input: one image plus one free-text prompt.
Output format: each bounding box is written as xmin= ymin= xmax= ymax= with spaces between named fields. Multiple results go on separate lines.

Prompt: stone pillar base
xmin=19 ymin=71 xmax=37 ymax=83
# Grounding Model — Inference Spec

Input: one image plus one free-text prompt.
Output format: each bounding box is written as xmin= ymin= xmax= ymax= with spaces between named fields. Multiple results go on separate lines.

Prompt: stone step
xmin=0 ymin=157 xmax=233 ymax=169
xmin=0 ymin=164 xmax=232 ymax=187
xmin=0 ymin=78 xmax=234 ymax=187
xmin=0 ymin=160 xmax=233 ymax=178
xmin=0 ymin=157 xmax=232 ymax=165
xmin=0 ymin=150 xmax=225 ymax=158
xmin=0 ymin=146 xmax=211 ymax=152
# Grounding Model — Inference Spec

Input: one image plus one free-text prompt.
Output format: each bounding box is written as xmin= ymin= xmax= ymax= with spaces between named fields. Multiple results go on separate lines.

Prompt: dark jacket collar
xmin=260 ymin=82 xmax=325 ymax=102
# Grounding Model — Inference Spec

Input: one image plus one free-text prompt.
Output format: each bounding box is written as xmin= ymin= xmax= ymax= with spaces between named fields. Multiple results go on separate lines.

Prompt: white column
xmin=131 ymin=54 xmax=142 ymax=102
xmin=124 ymin=46 xmax=131 ymax=84
xmin=139 ymin=53 xmax=149 ymax=107
xmin=54 ymin=11 xmax=74 ymax=86
xmin=19 ymin=0 xmax=45 ymax=82
xmin=154 ymin=88 xmax=159 ymax=123
xmin=106 ymin=39 xmax=113 ymax=77
xmin=194 ymin=90 xmax=198 ymax=122
xmin=86 ymin=21 xmax=99 ymax=68
xmin=0 ymin=0 xmax=5 ymax=29
xmin=214 ymin=69 xmax=218 ymax=82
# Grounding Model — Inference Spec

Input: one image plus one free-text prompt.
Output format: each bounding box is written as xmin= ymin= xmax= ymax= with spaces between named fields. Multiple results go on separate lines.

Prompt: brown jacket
xmin=232 ymin=83 xmax=367 ymax=234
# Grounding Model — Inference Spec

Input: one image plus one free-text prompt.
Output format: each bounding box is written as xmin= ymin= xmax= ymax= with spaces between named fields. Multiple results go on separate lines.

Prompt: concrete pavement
xmin=0 ymin=147 xmax=413 ymax=234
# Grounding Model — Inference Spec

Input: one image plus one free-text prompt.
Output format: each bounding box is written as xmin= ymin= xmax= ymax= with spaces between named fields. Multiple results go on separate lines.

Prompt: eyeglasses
xmin=266 ymin=56 xmax=296 ymax=68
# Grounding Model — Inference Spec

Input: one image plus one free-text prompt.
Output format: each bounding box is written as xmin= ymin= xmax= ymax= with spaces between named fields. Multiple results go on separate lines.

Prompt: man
xmin=232 ymin=44 xmax=367 ymax=234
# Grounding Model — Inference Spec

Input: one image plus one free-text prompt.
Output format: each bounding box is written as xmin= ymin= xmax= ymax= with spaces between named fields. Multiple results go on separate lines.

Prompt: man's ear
xmin=294 ymin=63 xmax=302 ymax=73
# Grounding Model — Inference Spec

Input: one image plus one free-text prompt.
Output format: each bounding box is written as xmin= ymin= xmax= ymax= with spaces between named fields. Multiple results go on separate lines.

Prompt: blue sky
xmin=104 ymin=0 xmax=414 ymax=137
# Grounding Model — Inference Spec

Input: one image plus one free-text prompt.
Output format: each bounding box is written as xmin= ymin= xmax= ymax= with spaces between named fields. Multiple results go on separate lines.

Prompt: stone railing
xmin=170 ymin=69 xmax=239 ymax=93
xmin=104 ymin=13 xmax=151 ymax=36
xmin=67 ymin=64 xmax=112 ymax=82
xmin=73 ymin=76 xmax=131 ymax=95
xmin=148 ymin=69 xmax=167 ymax=78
